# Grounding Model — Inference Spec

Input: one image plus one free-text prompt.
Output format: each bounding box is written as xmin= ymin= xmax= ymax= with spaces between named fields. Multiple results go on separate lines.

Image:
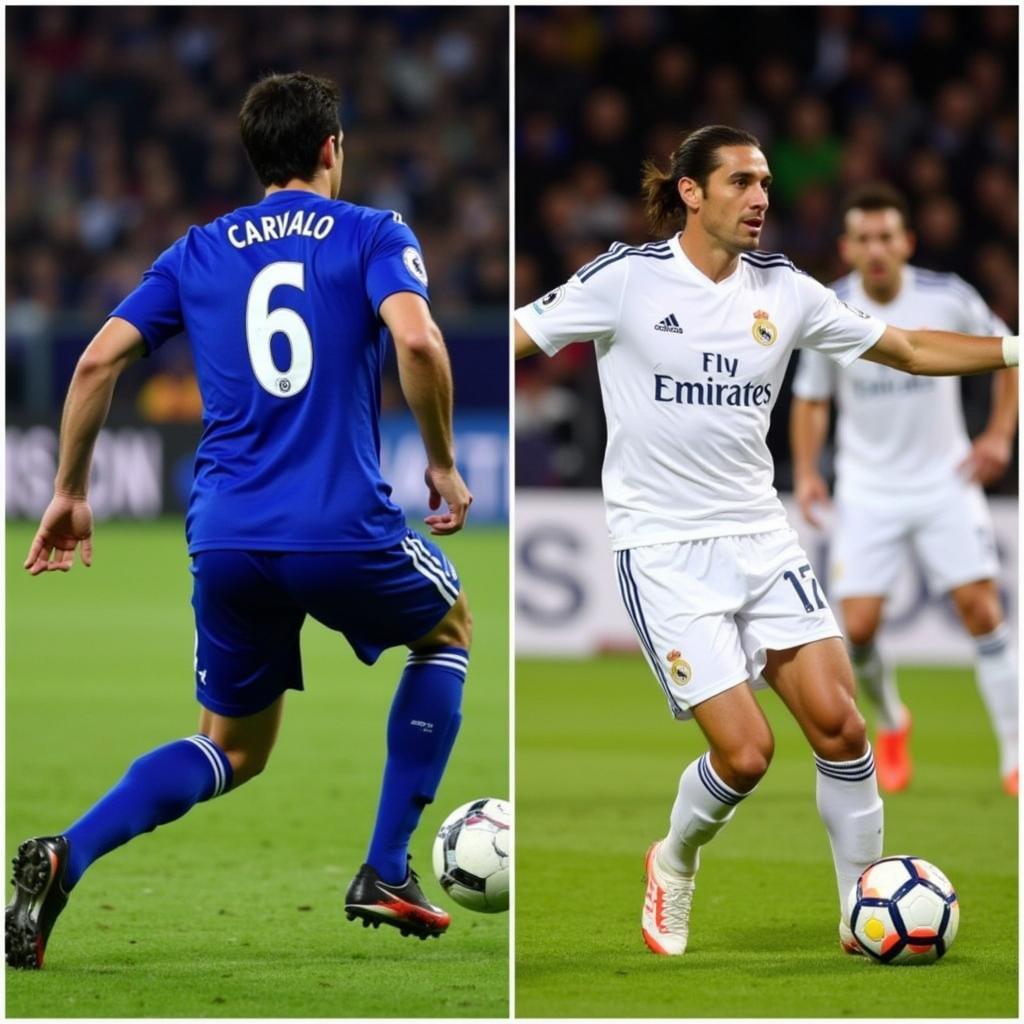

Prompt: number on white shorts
xmin=246 ymin=261 xmax=312 ymax=397
xmin=783 ymin=563 xmax=826 ymax=613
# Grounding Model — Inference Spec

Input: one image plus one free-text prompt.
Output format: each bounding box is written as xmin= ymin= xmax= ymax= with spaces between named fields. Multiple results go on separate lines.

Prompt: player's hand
xmin=794 ymin=472 xmax=831 ymax=528
xmin=24 ymin=492 xmax=94 ymax=575
xmin=959 ymin=431 xmax=1012 ymax=486
xmin=423 ymin=465 xmax=472 ymax=536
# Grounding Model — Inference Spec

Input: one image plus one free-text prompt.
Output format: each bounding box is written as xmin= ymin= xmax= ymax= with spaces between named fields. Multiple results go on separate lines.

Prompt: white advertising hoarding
xmin=516 ymin=490 xmax=1018 ymax=664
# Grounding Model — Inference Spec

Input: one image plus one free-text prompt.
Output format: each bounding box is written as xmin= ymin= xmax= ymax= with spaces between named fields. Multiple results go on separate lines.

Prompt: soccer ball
xmin=432 ymin=797 xmax=510 ymax=913
xmin=847 ymin=855 xmax=959 ymax=965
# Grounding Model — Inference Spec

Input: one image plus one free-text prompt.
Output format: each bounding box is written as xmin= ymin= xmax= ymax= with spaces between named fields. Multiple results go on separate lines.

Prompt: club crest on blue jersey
xmin=403 ymin=246 xmax=428 ymax=285
xmin=532 ymin=286 xmax=565 ymax=315
xmin=751 ymin=309 xmax=778 ymax=347
xmin=665 ymin=648 xmax=692 ymax=685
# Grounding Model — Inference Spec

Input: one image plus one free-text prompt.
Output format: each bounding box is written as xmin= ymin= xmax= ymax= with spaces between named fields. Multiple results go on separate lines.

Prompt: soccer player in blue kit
xmin=7 ymin=72 xmax=474 ymax=968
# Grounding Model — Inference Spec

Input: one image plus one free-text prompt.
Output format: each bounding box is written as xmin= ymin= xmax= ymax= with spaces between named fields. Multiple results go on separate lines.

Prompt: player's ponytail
xmin=641 ymin=125 xmax=762 ymax=237
xmin=640 ymin=159 xmax=683 ymax=237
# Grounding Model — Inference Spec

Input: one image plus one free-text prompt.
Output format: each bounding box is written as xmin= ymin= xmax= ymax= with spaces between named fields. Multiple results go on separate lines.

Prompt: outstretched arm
xmin=25 ymin=316 xmax=145 ymax=575
xmin=515 ymin=320 xmax=542 ymax=360
xmin=789 ymin=397 xmax=832 ymax=528
xmin=380 ymin=291 xmax=472 ymax=535
xmin=862 ymin=327 xmax=1018 ymax=376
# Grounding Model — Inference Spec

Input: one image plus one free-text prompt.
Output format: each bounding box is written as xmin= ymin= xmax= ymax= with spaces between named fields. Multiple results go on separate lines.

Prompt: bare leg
xmin=657 ymin=682 xmax=773 ymax=876
xmin=691 ymin=682 xmax=775 ymax=792
xmin=644 ymin=681 xmax=774 ymax=956
xmin=199 ymin=694 xmax=285 ymax=787
xmin=409 ymin=590 xmax=473 ymax=652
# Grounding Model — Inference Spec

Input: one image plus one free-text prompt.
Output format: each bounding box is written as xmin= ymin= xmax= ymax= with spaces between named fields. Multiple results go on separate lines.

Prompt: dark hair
xmin=239 ymin=72 xmax=341 ymax=187
xmin=841 ymin=182 xmax=911 ymax=229
xmin=641 ymin=125 xmax=761 ymax=235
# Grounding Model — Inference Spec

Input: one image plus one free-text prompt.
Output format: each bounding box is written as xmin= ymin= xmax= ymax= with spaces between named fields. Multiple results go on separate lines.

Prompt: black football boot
xmin=6 ymin=836 xmax=72 ymax=969
xmin=344 ymin=858 xmax=450 ymax=939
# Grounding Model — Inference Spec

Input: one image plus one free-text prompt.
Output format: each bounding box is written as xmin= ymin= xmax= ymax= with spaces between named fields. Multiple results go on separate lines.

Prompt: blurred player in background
xmin=8 ymin=72 xmax=473 ymax=969
xmin=790 ymin=184 xmax=1018 ymax=795
xmin=515 ymin=126 xmax=1019 ymax=957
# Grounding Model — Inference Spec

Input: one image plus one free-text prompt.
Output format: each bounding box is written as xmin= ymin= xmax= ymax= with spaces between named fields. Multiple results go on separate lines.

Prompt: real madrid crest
xmin=751 ymin=309 xmax=778 ymax=347
xmin=665 ymin=649 xmax=693 ymax=686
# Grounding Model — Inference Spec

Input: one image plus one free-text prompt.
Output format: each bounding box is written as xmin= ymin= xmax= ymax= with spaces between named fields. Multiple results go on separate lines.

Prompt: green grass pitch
xmin=516 ymin=655 xmax=1017 ymax=1018
xmin=6 ymin=520 xmax=508 ymax=1018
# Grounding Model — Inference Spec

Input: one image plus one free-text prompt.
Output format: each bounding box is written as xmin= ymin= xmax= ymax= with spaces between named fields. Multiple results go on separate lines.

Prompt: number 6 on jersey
xmin=246 ymin=261 xmax=313 ymax=397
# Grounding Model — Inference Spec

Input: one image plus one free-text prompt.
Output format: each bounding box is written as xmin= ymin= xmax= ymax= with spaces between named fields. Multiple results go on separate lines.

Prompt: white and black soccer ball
xmin=847 ymin=855 xmax=959 ymax=965
xmin=432 ymin=797 xmax=509 ymax=913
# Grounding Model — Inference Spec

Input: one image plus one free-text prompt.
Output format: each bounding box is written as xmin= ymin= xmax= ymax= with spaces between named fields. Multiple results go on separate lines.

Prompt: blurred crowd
xmin=516 ymin=6 xmax=1018 ymax=492
xmin=7 ymin=6 xmax=507 ymax=417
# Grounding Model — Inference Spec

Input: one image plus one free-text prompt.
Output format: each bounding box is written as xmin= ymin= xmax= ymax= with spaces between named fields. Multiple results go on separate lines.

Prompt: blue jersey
xmin=111 ymin=191 xmax=431 ymax=554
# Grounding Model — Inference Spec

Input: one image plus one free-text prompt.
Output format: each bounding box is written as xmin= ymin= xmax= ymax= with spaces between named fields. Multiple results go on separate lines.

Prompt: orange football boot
xmin=875 ymin=711 xmax=912 ymax=793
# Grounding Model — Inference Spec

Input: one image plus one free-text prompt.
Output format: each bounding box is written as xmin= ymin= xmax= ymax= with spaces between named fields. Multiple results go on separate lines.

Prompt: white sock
xmin=815 ymin=746 xmax=884 ymax=917
xmin=849 ymin=641 xmax=904 ymax=732
xmin=973 ymin=624 xmax=1018 ymax=776
xmin=659 ymin=753 xmax=749 ymax=876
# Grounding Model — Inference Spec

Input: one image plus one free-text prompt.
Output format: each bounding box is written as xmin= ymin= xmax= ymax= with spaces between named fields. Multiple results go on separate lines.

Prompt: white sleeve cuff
xmin=1002 ymin=335 xmax=1019 ymax=368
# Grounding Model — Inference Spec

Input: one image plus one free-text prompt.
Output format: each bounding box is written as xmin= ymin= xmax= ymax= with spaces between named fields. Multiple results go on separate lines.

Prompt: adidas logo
xmin=654 ymin=313 xmax=684 ymax=334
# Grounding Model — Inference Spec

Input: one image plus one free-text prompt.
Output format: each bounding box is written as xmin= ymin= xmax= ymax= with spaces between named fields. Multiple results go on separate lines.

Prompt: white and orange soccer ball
xmin=847 ymin=855 xmax=959 ymax=964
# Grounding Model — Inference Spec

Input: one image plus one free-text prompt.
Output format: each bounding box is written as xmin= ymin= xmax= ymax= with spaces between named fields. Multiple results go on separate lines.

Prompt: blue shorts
xmin=190 ymin=529 xmax=460 ymax=717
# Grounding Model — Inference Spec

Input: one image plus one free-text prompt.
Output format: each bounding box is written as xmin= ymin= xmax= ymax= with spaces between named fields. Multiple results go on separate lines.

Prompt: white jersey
xmin=515 ymin=234 xmax=885 ymax=549
xmin=791 ymin=265 xmax=1009 ymax=503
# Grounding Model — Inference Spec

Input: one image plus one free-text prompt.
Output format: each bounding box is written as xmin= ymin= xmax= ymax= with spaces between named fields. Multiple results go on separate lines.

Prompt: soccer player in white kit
xmin=514 ymin=126 xmax=1020 ymax=957
xmin=790 ymin=184 xmax=1018 ymax=796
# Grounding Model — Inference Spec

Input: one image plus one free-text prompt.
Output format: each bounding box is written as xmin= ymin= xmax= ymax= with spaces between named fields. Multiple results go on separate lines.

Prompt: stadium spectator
xmin=7 ymin=6 xmax=507 ymax=417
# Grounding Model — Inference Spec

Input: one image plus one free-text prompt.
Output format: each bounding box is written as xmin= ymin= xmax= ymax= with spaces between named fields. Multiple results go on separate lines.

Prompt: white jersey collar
xmin=669 ymin=233 xmax=742 ymax=292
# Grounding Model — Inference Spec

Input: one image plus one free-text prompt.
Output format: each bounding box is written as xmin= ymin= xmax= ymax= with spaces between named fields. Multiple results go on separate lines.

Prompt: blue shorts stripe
xmin=401 ymin=537 xmax=458 ymax=604
xmin=615 ymin=552 xmax=667 ymax=694
xmin=406 ymin=534 xmax=458 ymax=584
xmin=615 ymin=552 xmax=681 ymax=714
xmin=615 ymin=553 xmax=653 ymax=665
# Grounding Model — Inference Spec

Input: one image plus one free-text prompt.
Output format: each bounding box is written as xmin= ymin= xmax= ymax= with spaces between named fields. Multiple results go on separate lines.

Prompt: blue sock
xmin=63 ymin=734 xmax=232 ymax=891
xmin=367 ymin=646 xmax=467 ymax=884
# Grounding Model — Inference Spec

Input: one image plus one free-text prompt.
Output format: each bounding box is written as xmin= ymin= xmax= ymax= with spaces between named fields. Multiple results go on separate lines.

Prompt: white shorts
xmin=830 ymin=482 xmax=999 ymax=600
xmin=616 ymin=529 xmax=841 ymax=720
